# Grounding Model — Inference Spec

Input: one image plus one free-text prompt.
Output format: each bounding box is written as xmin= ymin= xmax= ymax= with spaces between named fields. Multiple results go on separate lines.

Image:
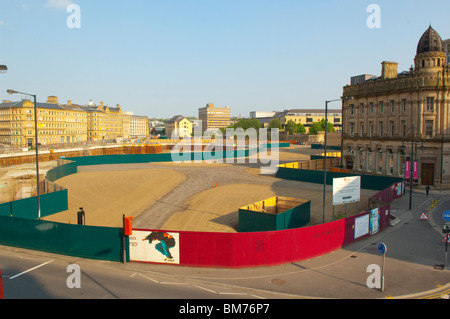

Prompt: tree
xmin=286 ymin=120 xmax=298 ymax=135
xmin=268 ymin=118 xmax=282 ymax=130
xmin=297 ymin=123 xmax=306 ymax=134
xmin=309 ymin=119 xmax=335 ymax=135
xmin=233 ymin=118 xmax=261 ymax=130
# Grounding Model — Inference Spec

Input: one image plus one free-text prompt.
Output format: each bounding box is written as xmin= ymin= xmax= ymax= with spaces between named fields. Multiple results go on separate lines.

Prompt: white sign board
xmin=333 ymin=176 xmax=361 ymax=206
xmin=354 ymin=214 xmax=369 ymax=239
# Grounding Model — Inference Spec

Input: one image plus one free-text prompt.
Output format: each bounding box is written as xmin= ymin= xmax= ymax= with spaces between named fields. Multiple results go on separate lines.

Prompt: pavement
xmin=122 ymin=187 xmax=450 ymax=299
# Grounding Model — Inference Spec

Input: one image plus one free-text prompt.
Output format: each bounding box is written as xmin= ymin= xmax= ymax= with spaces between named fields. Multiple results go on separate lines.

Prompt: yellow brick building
xmin=274 ymin=109 xmax=342 ymax=133
xmin=0 ymin=96 xmax=145 ymax=147
xmin=165 ymin=115 xmax=193 ymax=138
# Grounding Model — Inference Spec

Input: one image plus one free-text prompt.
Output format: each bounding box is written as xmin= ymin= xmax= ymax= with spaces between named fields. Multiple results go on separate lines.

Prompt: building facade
xmin=342 ymin=26 xmax=450 ymax=188
xmin=274 ymin=109 xmax=342 ymax=133
xmin=129 ymin=115 xmax=149 ymax=138
xmin=0 ymin=96 xmax=147 ymax=147
xmin=165 ymin=115 xmax=193 ymax=138
xmin=198 ymin=103 xmax=231 ymax=132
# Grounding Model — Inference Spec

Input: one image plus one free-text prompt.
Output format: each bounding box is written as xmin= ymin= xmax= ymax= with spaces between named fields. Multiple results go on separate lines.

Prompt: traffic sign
xmin=420 ymin=212 xmax=428 ymax=220
xmin=443 ymin=211 xmax=450 ymax=222
xmin=378 ymin=243 xmax=387 ymax=254
xmin=442 ymin=235 xmax=450 ymax=243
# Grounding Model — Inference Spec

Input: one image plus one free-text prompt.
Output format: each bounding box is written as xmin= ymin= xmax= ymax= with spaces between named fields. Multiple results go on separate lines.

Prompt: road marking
xmin=9 ymin=260 xmax=54 ymax=280
xmin=192 ymin=284 xmax=217 ymax=294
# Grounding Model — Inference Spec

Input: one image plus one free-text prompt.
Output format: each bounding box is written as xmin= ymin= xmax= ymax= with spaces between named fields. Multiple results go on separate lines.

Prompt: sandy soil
xmin=44 ymin=168 xmax=186 ymax=227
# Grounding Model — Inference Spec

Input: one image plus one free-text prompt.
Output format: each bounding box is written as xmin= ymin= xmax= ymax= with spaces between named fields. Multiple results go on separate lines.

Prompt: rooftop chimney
xmin=381 ymin=61 xmax=398 ymax=79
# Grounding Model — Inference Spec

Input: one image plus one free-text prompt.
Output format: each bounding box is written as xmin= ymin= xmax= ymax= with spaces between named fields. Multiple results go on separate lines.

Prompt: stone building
xmin=342 ymin=26 xmax=450 ymax=188
xmin=165 ymin=115 xmax=193 ymax=138
xmin=198 ymin=103 xmax=231 ymax=132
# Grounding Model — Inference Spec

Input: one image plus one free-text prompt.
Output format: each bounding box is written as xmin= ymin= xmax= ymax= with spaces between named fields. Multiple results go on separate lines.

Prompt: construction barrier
xmin=0 ymin=270 xmax=4 ymax=299
xmin=130 ymin=205 xmax=391 ymax=268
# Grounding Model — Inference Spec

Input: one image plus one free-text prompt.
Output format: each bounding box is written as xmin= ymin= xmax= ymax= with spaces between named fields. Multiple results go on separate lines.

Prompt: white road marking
xmin=9 ymin=260 xmax=54 ymax=280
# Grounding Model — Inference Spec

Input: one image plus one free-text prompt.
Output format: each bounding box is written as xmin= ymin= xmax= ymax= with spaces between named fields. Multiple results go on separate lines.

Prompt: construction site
xmin=0 ymin=142 xmax=375 ymax=233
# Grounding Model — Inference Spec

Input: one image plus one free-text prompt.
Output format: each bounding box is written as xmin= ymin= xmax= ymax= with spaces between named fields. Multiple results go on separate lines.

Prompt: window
xmin=360 ymin=103 xmax=365 ymax=115
xmin=369 ymin=123 xmax=374 ymax=137
xmin=402 ymin=99 xmax=407 ymax=112
xmin=350 ymin=105 xmax=355 ymax=116
xmin=377 ymin=148 xmax=383 ymax=173
xmin=360 ymin=123 xmax=365 ymax=136
xmin=426 ymin=97 xmax=435 ymax=112
xmin=401 ymin=120 xmax=407 ymax=137
xmin=425 ymin=120 xmax=433 ymax=138
xmin=370 ymin=102 xmax=374 ymax=114
xmin=379 ymin=121 xmax=384 ymax=136
xmin=390 ymin=121 xmax=395 ymax=137
xmin=379 ymin=101 xmax=384 ymax=114
xmin=367 ymin=148 xmax=373 ymax=172
xmin=350 ymin=123 xmax=355 ymax=136
xmin=358 ymin=147 xmax=364 ymax=170
xmin=390 ymin=100 xmax=395 ymax=113
xmin=387 ymin=149 xmax=394 ymax=175
xmin=398 ymin=150 xmax=406 ymax=177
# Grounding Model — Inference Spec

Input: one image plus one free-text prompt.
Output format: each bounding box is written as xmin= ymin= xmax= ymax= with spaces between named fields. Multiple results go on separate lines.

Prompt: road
xmin=1 ymin=184 xmax=450 ymax=302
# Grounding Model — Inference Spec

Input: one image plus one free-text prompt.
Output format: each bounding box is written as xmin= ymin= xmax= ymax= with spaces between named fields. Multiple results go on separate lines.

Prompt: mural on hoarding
xmin=129 ymin=230 xmax=180 ymax=264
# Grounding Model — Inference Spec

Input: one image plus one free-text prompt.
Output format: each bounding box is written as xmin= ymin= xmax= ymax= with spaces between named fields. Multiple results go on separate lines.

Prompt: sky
xmin=1 ymin=0 xmax=450 ymax=119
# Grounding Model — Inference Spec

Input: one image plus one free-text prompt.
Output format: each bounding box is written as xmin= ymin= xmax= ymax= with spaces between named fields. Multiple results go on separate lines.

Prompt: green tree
xmin=296 ymin=123 xmax=306 ymax=134
xmin=286 ymin=120 xmax=298 ymax=135
xmin=268 ymin=118 xmax=282 ymax=130
xmin=309 ymin=122 xmax=323 ymax=135
xmin=233 ymin=118 xmax=261 ymax=130
xmin=309 ymin=120 xmax=335 ymax=135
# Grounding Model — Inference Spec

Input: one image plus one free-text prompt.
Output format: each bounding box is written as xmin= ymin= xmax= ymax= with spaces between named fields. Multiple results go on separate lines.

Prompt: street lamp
xmin=323 ymin=96 xmax=353 ymax=223
xmin=7 ymin=89 xmax=41 ymax=219
xmin=399 ymin=124 xmax=424 ymax=211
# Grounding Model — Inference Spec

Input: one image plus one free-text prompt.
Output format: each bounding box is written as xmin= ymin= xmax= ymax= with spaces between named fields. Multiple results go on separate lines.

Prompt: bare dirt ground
xmin=39 ymin=145 xmax=375 ymax=232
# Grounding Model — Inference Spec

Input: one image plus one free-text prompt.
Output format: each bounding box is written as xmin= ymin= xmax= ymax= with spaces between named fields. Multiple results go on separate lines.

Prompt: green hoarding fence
xmin=0 ymin=216 xmax=127 ymax=262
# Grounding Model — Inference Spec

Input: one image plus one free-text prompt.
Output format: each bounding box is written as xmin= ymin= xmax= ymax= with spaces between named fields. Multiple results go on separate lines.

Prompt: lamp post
xmin=399 ymin=125 xmax=423 ymax=211
xmin=323 ymin=96 xmax=353 ymax=224
xmin=7 ymin=89 xmax=41 ymax=219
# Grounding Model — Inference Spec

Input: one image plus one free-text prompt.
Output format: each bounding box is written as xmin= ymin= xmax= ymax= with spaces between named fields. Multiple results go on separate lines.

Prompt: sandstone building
xmin=342 ymin=26 xmax=450 ymax=188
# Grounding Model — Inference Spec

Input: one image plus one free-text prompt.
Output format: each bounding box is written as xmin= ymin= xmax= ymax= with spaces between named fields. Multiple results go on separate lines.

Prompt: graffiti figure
xmin=142 ymin=232 xmax=176 ymax=262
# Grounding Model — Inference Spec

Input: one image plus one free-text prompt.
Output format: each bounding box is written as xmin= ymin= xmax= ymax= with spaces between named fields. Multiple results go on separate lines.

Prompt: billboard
xmin=129 ymin=230 xmax=180 ymax=264
xmin=333 ymin=176 xmax=361 ymax=206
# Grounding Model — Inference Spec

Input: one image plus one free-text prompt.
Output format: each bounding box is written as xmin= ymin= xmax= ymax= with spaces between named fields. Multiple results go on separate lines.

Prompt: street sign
xmin=378 ymin=243 xmax=387 ymax=254
xmin=443 ymin=211 xmax=450 ymax=222
xmin=441 ymin=235 xmax=450 ymax=244
xmin=420 ymin=212 xmax=428 ymax=220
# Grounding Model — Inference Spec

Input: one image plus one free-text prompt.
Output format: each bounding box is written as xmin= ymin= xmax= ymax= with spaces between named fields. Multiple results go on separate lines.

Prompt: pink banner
xmin=405 ymin=161 xmax=418 ymax=179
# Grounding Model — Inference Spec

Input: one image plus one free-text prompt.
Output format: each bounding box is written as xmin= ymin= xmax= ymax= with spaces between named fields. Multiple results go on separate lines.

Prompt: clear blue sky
xmin=1 ymin=0 xmax=449 ymax=118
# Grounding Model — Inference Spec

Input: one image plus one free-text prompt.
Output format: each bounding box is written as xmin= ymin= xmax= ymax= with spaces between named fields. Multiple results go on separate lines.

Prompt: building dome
xmin=417 ymin=26 xmax=444 ymax=54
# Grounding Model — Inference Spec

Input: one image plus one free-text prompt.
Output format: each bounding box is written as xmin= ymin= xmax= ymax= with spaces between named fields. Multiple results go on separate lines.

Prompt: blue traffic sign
xmin=443 ymin=211 xmax=450 ymax=222
xmin=378 ymin=243 xmax=387 ymax=254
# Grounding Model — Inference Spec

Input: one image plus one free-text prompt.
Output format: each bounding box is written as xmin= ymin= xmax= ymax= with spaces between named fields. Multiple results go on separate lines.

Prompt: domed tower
xmin=414 ymin=26 xmax=447 ymax=74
